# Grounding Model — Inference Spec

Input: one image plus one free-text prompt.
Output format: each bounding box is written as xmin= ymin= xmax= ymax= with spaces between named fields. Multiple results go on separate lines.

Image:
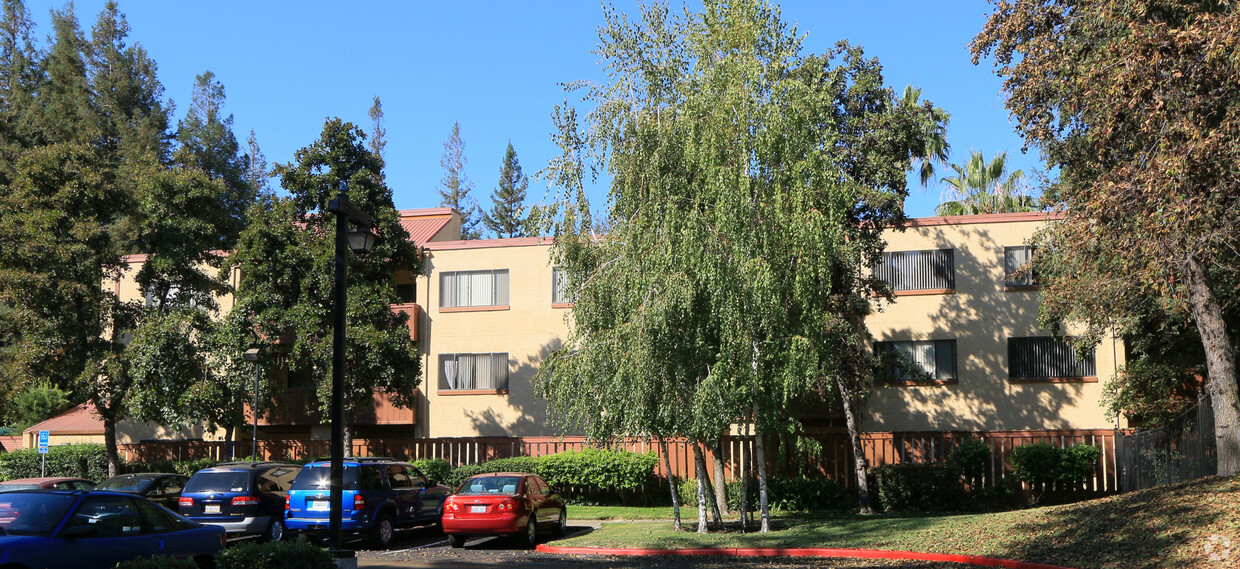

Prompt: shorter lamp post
xmin=242 ymin=348 xmax=261 ymax=461
xmin=327 ymin=182 xmax=377 ymax=566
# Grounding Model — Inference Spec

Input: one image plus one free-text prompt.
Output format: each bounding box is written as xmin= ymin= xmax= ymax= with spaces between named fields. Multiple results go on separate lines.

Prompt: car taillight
xmin=352 ymin=494 xmax=365 ymax=510
xmin=178 ymin=497 xmax=193 ymax=508
xmin=445 ymin=498 xmax=460 ymax=512
xmin=231 ymin=496 xmax=259 ymax=506
xmin=285 ymin=495 xmax=291 ymax=510
xmin=496 ymin=498 xmax=517 ymax=511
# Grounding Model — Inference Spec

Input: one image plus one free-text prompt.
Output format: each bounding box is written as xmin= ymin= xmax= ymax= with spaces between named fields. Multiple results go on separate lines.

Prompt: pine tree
xmin=437 ymin=121 xmax=481 ymax=239
xmin=482 ymin=141 xmax=527 ymax=238
xmin=39 ymin=5 xmax=94 ymax=146
xmin=368 ymin=95 xmax=386 ymax=161
xmin=244 ymin=129 xmax=270 ymax=199
xmin=89 ymin=1 xmax=169 ymax=165
xmin=0 ymin=0 xmax=43 ymax=183
xmin=173 ymin=70 xmax=251 ymax=248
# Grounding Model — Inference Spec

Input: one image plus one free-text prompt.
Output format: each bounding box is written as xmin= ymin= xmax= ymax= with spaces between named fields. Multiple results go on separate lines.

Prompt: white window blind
xmin=441 ymin=270 xmax=509 ymax=308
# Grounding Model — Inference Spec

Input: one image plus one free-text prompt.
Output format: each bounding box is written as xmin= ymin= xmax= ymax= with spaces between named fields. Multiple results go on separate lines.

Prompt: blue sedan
xmin=0 ymin=489 xmax=226 ymax=569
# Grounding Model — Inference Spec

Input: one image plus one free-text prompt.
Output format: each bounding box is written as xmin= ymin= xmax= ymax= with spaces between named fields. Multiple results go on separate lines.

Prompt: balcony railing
xmin=391 ymin=303 xmax=421 ymax=342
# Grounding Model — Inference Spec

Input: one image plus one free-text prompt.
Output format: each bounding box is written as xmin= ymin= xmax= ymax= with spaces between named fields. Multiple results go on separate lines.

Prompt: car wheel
xmin=265 ymin=518 xmax=285 ymax=542
xmin=553 ymin=509 xmax=567 ymax=538
xmin=520 ymin=516 xmax=537 ymax=549
xmin=448 ymin=533 xmax=467 ymax=548
xmin=370 ymin=512 xmax=395 ymax=549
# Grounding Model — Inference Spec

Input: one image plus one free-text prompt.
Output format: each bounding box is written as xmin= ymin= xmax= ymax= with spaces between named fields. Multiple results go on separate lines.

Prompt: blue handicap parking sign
xmin=38 ymin=430 xmax=49 ymax=453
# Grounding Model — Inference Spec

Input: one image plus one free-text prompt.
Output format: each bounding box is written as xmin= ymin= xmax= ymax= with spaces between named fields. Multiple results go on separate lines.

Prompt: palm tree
xmin=899 ymin=86 xmax=952 ymax=187
xmin=935 ymin=150 xmax=1037 ymax=216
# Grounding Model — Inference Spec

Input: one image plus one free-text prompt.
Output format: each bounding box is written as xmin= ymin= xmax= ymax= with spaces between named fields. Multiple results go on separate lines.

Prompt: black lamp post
xmin=242 ymin=348 xmax=260 ymax=461
xmin=326 ymin=181 xmax=376 ymax=565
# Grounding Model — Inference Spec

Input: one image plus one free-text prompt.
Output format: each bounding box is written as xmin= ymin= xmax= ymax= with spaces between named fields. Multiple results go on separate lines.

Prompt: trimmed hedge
xmin=872 ymin=462 xmax=966 ymax=512
xmin=125 ymin=457 xmax=220 ymax=477
xmin=538 ymin=448 xmax=658 ymax=491
xmin=216 ymin=540 xmax=334 ymax=569
xmin=412 ymin=457 xmax=452 ymax=484
xmin=0 ymin=443 xmax=111 ymax=481
xmin=446 ymin=456 xmax=542 ymax=488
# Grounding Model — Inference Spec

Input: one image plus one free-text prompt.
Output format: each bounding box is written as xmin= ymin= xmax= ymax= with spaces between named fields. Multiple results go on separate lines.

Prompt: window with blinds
xmin=1008 ymin=337 xmax=1095 ymax=380
xmin=552 ymin=267 xmax=572 ymax=305
xmin=439 ymin=353 xmax=509 ymax=391
xmin=873 ymin=249 xmax=955 ymax=292
xmin=1004 ymin=246 xmax=1036 ymax=288
xmin=440 ymin=270 xmax=509 ymax=308
xmin=874 ymin=339 xmax=958 ymax=382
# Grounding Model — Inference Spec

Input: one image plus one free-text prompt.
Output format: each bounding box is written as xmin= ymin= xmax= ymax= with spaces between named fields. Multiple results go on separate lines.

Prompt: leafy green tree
xmin=482 ymin=141 xmax=527 ymax=238
xmin=10 ymin=380 xmax=72 ymax=430
xmin=533 ymin=0 xmax=948 ymax=530
xmin=173 ymin=70 xmax=251 ymax=248
xmin=974 ymin=0 xmax=1240 ymax=475
xmin=437 ymin=121 xmax=481 ymax=239
xmin=228 ymin=118 xmax=421 ymax=454
xmin=934 ymin=150 xmax=1034 ymax=216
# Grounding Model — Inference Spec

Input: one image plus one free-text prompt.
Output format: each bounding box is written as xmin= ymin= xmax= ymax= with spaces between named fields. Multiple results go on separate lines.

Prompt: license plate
xmin=204 ymin=504 xmax=220 ymax=514
xmin=470 ymin=505 xmax=487 ymax=514
xmin=309 ymin=500 xmax=330 ymax=511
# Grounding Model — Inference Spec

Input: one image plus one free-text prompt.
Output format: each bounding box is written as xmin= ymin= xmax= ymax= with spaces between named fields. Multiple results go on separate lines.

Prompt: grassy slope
xmin=562 ymin=476 xmax=1240 ymax=569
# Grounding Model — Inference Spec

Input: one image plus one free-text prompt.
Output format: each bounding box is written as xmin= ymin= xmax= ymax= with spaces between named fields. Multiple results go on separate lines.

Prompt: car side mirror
xmin=59 ymin=525 xmax=98 ymax=539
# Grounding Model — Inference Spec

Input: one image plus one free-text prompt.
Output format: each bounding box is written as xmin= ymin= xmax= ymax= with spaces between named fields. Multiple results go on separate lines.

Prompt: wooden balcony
xmin=257 ymin=388 xmax=417 ymax=426
xmin=391 ymin=303 xmax=421 ymax=342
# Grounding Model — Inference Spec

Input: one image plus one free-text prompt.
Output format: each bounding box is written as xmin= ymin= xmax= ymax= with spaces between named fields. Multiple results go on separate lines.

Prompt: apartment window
xmin=1008 ymin=337 xmax=1096 ymax=381
xmin=1004 ymin=246 xmax=1036 ymax=288
xmin=440 ymin=353 xmax=509 ymax=391
xmin=552 ymin=267 xmax=572 ymax=305
xmin=874 ymin=249 xmax=955 ymax=292
xmin=440 ymin=270 xmax=509 ymax=308
xmin=874 ymin=339 xmax=957 ymax=383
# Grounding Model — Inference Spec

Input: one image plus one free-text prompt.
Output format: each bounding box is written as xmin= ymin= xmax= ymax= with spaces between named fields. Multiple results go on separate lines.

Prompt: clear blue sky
xmin=24 ymin=0 xmax=1036 ymax=223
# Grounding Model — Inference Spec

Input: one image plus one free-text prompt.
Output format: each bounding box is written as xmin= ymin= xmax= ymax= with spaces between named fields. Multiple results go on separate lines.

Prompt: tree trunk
xmin=342 ymin=422 xmax=354 ymax=458
xmin=103 ymin=413 xmax=121 ymax=477
xmin=751 ymin=340 xmax=771 ymax=533
xmin=837 ymin=374 xmax=873 ymax=514
xmin=660 ymin=437 xmax=682 ymax=531
xmin=224 ymin=425 xmax=235 ymax=461
xmin=739 ymin=423 xmax=751 ymax=532
xmin=711 ymin=437 xmax=729 ymax=518
xmin=692 ymin=441 xmax=709 ymax=534
xmin=1184 ymin=256 xmax=1240 ymax=477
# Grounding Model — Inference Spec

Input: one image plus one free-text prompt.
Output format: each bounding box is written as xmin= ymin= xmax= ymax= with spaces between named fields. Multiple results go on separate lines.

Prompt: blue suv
xmin=179 ymin=461 xmax=301 ymax=541
xmin=285 ymin=457 xmax=449 ymax=547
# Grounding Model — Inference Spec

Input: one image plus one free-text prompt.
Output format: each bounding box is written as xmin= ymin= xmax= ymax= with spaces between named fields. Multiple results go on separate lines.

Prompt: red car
xmin=0 ymin=477 xmax=95 ymax=492
xmin=441 ymin=472 xmax=566 ymax=548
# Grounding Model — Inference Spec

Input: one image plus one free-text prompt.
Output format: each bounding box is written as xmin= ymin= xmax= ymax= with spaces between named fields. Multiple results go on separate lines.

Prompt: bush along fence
xmin=116 ymin=428 xmax=1121 ymax=500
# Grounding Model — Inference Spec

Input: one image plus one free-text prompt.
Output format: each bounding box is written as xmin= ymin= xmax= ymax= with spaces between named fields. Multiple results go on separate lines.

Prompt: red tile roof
xmin=398 ymin=208 xmax=457 ymax=245
xmin=423 ymin=236 xmax=554 ymax=251
xmin=23 ymin=403 xmax=105 ymax=435
xmin=0 ymin=435 xmax=21 ymax=452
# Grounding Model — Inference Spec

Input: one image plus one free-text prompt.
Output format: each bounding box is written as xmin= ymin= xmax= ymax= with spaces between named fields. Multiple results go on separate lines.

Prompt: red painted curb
xmin=534 ymin=545 xmax=1077 ymax=569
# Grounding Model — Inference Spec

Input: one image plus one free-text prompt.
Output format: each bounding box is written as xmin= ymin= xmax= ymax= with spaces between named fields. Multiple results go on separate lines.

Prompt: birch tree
xmin=534 ymin=0 xmax=947 ymax=529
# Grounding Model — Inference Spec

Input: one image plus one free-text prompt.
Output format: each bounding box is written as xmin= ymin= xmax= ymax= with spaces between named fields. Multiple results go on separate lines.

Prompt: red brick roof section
xmin=398 ymin=207 xmax=456 ymax=245
xmin=23 ymin=403 xmax=105 ymax=435
xmin=0 ymin=435 xmax=22 ymax=452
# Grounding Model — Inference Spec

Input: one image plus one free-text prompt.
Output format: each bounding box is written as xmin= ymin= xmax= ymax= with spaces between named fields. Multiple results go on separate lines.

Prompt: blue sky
xmin=23 ymin=0 xmax=1036 ymax=224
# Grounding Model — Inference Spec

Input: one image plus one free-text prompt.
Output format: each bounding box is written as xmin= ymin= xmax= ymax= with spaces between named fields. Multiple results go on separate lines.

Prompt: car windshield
xmin=183 ymin=472 xmax=250 ymax=494
xmin=95 ymin=477 xmax=154 ymax=493
xmin=0 ymin=484 xmax=40 ymax=492
xmin=290 ymin=465 xmax=361 ymax=491
xmin=458 ymin=476 xmax=522 ymax=495
xmin=0 ymin=493 xmax=77 ymax=537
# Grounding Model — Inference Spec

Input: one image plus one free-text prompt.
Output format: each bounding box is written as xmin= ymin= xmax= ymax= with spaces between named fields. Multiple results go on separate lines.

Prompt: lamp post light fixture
xmin=326 ymin=181 xmax=377 ymax=566
xmin=242 ymin=348 xmax=261 ymax=461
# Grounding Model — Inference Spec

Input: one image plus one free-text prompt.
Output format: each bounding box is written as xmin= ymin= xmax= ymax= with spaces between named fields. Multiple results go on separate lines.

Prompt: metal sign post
xmin=38 ymin=430 xmax=49 ymax=476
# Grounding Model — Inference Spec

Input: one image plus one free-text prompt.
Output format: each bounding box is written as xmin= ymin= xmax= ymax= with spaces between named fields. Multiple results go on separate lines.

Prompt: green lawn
xmin=561 ymin=476 xmax=1240 ymax=569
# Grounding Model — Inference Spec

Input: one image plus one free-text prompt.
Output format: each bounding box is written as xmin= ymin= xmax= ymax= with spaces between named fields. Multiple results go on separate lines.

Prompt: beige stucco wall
xmin=863 ymin=214 xmax=1124 ymax=432
xmin=417 ymin=239 xmax=570 ymax=438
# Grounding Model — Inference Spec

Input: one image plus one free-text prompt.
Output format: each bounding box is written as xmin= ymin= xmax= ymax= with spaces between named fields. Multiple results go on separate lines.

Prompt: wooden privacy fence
xmin=119 ymin=428 xmax=1122 ymax=496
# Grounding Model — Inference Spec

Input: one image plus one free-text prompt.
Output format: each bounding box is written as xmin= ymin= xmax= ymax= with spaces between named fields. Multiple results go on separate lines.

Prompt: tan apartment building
xmin=113 ymin=208 xmax=1122 ymax=449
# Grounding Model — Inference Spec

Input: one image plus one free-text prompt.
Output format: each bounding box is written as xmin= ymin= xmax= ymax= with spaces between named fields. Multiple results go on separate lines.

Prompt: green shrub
xmin=1057 ymin=443 xmax=1102 ymax=487
xmin=538 ymin=448 xmax=658 ymax=491
xmin=676 ymin=476 xmax=854 ymax=512
xmin=0 ymin=443 xmax=111 ymax=481
xmin=216 ymin=540 xmax=334 ymax=569
xmin=115 ymin=555 xmax=201 ymax=569
xmin=412 ymin=457 xmax=452 ymax=484
xmin=446 ymin=456 xmax=542 ymax=488
xmin=1010 ymin=442 xmax=1060 ymax=488
xmin=949 ymin=438 xmax=991 ymax=488
xmin=11 ymin=382 xmax=72 ymax=430
xmin=872 ymin=462 xmax=966 ymax=512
